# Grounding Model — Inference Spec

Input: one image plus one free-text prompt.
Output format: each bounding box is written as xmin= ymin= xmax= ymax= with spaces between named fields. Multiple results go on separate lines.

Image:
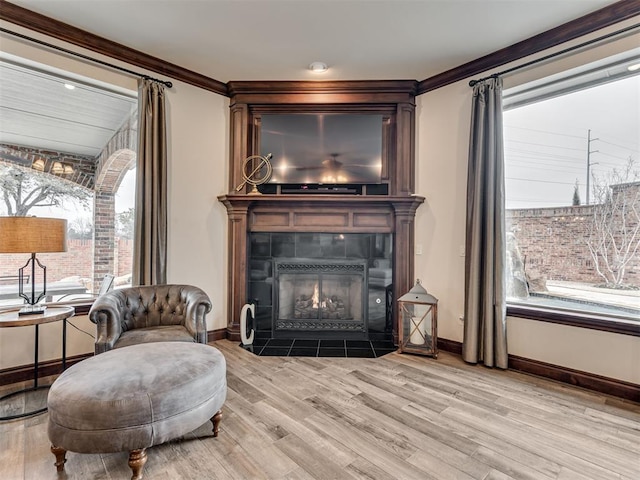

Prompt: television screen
xmin=260 ymin=113 xmax=383 ymax=184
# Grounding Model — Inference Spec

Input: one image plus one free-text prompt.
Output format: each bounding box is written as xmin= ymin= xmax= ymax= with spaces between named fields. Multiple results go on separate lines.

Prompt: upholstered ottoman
xmin=47 ymin=341 xmax=227 ymax=480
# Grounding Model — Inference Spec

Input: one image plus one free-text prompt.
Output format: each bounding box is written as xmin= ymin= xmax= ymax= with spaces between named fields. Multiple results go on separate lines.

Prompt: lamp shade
xmin=0 ymin=216 xmax=67 ymax=253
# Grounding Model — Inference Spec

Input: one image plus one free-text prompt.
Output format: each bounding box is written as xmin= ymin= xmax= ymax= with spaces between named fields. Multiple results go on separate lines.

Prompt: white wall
xmin=164 ymin=80 xmax=229 ymax=333
xmin=414 ymin=22 xmax=640 ymax=384
xmin=1 ymin=19 xmax=638 ymax=385
xmin=0 ymin=23 xmax=229 ymax=370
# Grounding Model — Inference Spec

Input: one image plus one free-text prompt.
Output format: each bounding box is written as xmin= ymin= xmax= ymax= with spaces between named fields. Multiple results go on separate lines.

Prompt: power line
xmin=504 ymin=125 xmax=586 ymax=139
xmin=506 ymin=153 xmax=585 ymax=165
xmin=505 ymin=139 xmax=586 ymax=152
xmin=506 ymin=198 xmax=575 ymax=204
xmin=593 ymin=150 xmax=636 ymax=161
xmin=506 ymin=177 xmax=576 ymax=186
xmin=506 ymin=159 xmax=583 ymax=170
xmin=593 ymin=137 xmax=640 ymax=151
xmin=506 ymin=149 xmax=585 ymax=162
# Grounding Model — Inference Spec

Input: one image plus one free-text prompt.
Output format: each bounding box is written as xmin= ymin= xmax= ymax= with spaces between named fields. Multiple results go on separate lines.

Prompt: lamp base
xmin=18 ymin=304 xmax=47 ymax=316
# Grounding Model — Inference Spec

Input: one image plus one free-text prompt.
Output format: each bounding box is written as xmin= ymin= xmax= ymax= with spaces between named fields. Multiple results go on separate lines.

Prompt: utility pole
xmin=586 ymin=129 xmax=599 ymax=204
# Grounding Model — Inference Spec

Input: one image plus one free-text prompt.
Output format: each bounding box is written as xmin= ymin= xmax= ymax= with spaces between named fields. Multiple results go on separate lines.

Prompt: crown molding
xmin=417 ymin=0 xmax=640 ymax=94
xmin=0 ymin=0 xmax=637 ymax=97
xmin=0 ymin=0 xmax=228 ymax=95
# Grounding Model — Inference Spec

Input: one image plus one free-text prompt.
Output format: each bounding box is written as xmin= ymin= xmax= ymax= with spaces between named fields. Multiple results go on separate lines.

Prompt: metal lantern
xmin=398 ymin=279 xmax=438 ymax=357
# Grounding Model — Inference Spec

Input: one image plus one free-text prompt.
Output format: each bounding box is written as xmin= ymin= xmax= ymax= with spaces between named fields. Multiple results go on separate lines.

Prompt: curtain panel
xmin=462 ymin=77 xmax=508 ymax=369
xmin=133 ymin=78 xmax=167 ymax=286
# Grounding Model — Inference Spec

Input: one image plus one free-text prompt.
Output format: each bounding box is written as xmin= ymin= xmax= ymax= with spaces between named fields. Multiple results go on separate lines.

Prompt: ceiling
xmin=0 ymin=54 xmax=137 ymax=157
xmin=0 ymin=0 xmax=625 ymax=160
xmin=6 ymin=0 xmax=618 ymax=83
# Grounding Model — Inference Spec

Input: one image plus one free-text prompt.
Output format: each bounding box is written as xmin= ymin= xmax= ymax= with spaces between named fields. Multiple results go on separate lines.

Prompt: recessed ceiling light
xmin=309 ymin=62 xmax=328 ymax=73
xmin=627 ymin=63 xmax=640 ymax=72
xmin=64 ymin=83 xmax=76 ymax=90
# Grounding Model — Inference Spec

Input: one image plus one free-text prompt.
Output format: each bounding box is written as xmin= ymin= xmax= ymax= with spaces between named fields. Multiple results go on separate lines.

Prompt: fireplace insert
xmin=248 ymin=232 xmax=393 ymax=340
xmin=274 ymin=259 xmax=367 ymax=337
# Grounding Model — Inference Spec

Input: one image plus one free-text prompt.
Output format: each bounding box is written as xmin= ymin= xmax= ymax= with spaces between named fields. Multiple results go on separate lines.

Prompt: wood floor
xmin=1 ymin=339 xmax=638 ymax=480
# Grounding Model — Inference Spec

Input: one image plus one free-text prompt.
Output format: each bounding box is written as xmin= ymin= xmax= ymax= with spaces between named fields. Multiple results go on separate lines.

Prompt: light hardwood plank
xmin=0 ymin=339 xmax=637 ymax=480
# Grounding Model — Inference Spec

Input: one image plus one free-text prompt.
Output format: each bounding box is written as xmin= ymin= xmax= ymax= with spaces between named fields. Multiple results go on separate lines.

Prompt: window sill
xmin=49 ymin=299 xmax=94 ymax=316
xmin=507 ymin=304 xmax=640 ymax=337
xmin=0 ymin=300 xmax=94 ymax=316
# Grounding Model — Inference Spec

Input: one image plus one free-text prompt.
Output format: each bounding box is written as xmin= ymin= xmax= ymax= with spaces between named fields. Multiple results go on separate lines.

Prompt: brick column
xmin=93 ymin=192 xmax=116 ymax=291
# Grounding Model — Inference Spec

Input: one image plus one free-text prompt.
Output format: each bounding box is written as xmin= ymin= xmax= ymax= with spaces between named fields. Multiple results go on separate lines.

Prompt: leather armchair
xmin=89 ymin=284 xmax=212 ymax=354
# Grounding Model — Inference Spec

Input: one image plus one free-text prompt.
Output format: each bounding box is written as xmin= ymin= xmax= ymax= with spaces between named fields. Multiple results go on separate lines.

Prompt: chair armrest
xmin=89 ymin=295 xmax=124 ymax=354
xmin=182 ymin=286 xmax=212 ymax=344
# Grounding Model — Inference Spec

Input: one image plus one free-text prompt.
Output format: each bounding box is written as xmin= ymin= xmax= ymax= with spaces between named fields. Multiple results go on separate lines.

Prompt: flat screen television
xmin=260 ymin=113 xmax=383 ymax=185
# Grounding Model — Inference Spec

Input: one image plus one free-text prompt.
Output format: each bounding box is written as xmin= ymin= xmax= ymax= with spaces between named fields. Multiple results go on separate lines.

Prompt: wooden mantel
xmin=219 ymin=194 xmax=424 ymax=342
xmin=218 ymin=80 xmax=423 ymax=343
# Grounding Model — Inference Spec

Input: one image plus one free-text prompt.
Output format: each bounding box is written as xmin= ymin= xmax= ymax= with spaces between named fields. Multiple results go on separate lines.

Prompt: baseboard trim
xmin=207 ymin=328 xmax=227 ymax=343
xmin=0 ymin=353 xmax=91 ymax=387
xmin=508 ymin=354 xmax=639 ymax=403
xmin=437 ymin=338 xmax=463 ymax=355
xmin=437 ymin=338 xmax=639 ymax=403
xmin=1 ymin=329 xmax=228 ymax=387
xmin=4 ymin=334 xmax=636 ymax=402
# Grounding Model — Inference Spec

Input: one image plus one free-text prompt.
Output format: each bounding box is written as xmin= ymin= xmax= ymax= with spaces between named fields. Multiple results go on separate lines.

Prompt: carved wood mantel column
xmin=218 ymin=196 xmax=251 ymax=340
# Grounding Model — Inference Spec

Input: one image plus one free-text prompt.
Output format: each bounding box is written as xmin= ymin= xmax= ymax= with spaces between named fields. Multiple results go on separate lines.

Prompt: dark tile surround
xmin=241 ymin=331 xmax=396 ymax=358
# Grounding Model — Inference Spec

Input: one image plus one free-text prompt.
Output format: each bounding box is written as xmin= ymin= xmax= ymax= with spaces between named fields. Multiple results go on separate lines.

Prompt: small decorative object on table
xmin=235 ymin=153 xmax=273 ymax=195
xmin=398 ymin=279 xmax=438 ymax=357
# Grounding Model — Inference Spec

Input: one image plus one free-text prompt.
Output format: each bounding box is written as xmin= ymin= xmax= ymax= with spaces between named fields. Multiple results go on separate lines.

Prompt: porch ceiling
xmin=0 ymin=54 xmax=137 ymax=158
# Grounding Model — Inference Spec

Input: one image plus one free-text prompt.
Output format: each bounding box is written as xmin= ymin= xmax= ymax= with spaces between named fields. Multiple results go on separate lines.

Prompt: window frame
xmin=502 ymin=48 xmax=640 ymax=337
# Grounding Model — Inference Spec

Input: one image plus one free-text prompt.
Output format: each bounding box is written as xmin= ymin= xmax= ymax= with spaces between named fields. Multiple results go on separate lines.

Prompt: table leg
xmin=62 ymin=319 xmax=67 ymax=371
xmin=33 ymin=323 xmax=40 ymax=388
xmin=0 ymin=320 xmax=53 ymax=420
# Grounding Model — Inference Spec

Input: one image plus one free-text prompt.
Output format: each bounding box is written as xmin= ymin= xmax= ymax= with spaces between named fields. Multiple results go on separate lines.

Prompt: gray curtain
xmin=462 ymin=77 xmax=508 ymax=369
xmin=133 ymin=78 xmax=167 ymax=286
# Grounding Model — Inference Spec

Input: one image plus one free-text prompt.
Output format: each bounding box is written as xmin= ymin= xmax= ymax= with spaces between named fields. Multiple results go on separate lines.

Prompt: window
xmin=0 ymin=54 xmax=137 ymax=308
xmin=503 ymin=48 xmax=640 ymax=330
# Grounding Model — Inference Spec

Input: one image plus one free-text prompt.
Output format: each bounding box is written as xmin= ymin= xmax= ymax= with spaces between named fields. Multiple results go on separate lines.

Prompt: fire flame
xmin=311 ymin=283 xmax=328 ymax=309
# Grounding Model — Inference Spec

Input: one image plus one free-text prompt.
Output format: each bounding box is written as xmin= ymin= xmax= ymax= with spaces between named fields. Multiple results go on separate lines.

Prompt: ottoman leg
xmin=211 ymin=409 xmax=222 ymax=437
xmin=128 ymin=448 xmax=147 ymax=480
xmin=50 ymin=445 xmax=67 ymax=472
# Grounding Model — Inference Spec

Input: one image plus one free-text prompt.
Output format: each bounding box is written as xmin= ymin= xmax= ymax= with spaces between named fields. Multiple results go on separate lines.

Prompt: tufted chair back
xmin=89 ymin=284 xmax=212 ymax=354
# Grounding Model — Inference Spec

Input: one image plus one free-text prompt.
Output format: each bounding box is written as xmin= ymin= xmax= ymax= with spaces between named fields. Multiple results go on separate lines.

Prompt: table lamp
xmin=0 ymin=216 xmax=67 ymax=315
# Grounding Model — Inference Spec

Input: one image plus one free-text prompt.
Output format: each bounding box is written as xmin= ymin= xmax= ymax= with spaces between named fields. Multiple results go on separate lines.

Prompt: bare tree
xmin=69 ymin=214 xmax=94 ymax=239
xmin=586 ymin=158 xmax=640 ymax=288
xmin=0 ymin=164 xmax=91 ymax=216
xmin=116 ymin=207 xmax=135 ymax=239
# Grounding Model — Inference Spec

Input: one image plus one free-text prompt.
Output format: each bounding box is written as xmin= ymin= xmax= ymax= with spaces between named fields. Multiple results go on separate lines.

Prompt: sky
xmin=503 ymin=74 xmax=640 ymax=209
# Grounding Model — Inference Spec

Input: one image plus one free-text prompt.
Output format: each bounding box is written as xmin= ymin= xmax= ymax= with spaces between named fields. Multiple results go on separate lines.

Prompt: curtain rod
xmin=468 ymin=22 xmax=640 ymax=87
xmin=0 ymin=27 xmax=173 ymax=88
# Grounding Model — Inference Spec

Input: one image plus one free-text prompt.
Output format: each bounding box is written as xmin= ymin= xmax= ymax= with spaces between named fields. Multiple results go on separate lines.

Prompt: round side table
xmin=0 ymin=306 xmax=75 ymax=421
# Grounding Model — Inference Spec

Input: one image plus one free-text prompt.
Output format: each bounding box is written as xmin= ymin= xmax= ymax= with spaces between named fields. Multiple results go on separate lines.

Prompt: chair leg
xmin=50 ymin=445 xmax=67 ymax=472
xmin=211 ymin=409 xmax=222 ymax=437
xmin=128 ymin=448 xmax=147 ymax=480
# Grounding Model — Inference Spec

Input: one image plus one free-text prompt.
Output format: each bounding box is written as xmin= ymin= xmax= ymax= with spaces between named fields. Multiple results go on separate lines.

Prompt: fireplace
xmin=248 ymin=232 xmax=392 ymax=340
xmin=218 ymin=80 xmax=424 ymax=342
xmin=274 ymin=259 xmax=367 ymax=335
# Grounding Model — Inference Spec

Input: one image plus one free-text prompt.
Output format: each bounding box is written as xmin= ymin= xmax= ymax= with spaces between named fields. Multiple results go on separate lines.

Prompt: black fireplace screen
xmin=274 ymin=260 xmax=367 ymax=333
